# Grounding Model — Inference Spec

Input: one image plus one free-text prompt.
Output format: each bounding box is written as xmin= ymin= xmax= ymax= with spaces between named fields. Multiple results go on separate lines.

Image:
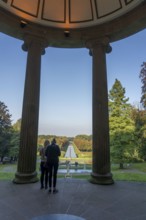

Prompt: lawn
xmin=0 ymin=162 xmax=146 ymax=182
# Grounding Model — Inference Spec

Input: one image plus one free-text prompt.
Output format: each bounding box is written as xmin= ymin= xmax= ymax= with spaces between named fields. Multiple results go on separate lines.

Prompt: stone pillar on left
xmin=13 ymin=35 xmax=46 ymax=184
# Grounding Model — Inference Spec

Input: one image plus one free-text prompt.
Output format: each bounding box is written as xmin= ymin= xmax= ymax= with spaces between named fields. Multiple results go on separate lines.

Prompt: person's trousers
xmin=40 ymin=162 xmax=49 ymax=187
xmin=48 ymin=162 xmax=59 ymax=188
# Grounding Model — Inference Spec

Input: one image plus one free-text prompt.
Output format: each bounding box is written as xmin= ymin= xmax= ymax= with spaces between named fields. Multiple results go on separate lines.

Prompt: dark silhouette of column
xmin=13 ymin=35 xmax=46 ymax=184
xmin=86 ymin=38 xmax=114 ymax=185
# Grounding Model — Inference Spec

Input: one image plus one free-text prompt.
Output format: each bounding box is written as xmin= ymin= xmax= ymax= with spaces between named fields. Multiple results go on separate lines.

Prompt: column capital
xmin=86 ymin=36 xmax=112 ymax=54
xmin=22 ymin=34 xmax=48 ymax=55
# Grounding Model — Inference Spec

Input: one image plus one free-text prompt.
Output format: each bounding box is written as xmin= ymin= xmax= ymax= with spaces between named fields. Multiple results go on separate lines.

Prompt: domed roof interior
xmin=0 ymin=0 xmax=146 ymax=47
xmin=0 ymin=0 xmax=144 ymax=29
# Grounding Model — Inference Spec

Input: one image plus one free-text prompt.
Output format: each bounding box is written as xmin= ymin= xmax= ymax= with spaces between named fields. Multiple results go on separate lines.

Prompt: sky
xmin=0 ymin=29 xmax=146 ymax=137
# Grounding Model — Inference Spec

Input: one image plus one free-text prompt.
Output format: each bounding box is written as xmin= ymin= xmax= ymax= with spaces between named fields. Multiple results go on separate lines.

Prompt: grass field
xmin=0 ymin=161 xmax=146 ymax=182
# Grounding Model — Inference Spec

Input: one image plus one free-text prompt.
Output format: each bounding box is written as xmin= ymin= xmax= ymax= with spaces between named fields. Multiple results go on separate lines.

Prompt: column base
xmin=13 ymin=171 xmax=39 ymax=184
xmin=90 ymin=172 xmax=114 ymax=185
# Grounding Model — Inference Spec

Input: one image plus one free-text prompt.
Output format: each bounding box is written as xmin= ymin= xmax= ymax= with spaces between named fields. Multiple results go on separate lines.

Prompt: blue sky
xmin=0 ymin=29 xmax=145 ymax=137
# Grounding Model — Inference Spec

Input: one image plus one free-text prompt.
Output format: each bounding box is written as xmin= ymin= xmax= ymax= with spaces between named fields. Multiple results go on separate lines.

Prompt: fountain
xmin=59 ymin=143 xmax=91 ymax=176
xmin=64 ymin=143 xmax=77 ymax=178
xmin=65 ymin=143 xmax=77 ymax=158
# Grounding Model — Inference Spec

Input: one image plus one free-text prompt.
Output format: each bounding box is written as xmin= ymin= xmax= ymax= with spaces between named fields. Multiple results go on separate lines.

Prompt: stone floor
xmin=0 ymin=178 xmax=146 ymax=220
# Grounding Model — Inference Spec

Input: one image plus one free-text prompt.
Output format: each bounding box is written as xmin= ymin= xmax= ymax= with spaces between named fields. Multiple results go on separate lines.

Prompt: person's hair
xmin=44 ymin=139 xmax=50 ymax=147
xmin=51 ymin=138 xmax=56 ymax=144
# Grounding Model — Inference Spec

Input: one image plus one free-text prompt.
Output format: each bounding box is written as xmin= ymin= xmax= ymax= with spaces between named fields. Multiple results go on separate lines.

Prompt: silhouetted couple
xmin=40 ymin=138 xmax=61 ymax=194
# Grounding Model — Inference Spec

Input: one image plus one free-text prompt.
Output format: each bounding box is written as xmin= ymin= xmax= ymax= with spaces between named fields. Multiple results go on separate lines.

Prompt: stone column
xmin=13 ymin=35 xmax=46 ymax=184
xmin=87 ymin=38 xmax=114 ymax=185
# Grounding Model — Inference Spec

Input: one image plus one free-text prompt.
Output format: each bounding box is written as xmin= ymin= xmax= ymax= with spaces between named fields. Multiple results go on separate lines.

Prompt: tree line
xmin=0 ymin=62 xmax=146 ymax=168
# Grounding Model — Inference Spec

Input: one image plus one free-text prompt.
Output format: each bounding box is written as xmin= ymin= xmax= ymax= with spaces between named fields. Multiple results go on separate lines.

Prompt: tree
xmin=0 ymin=101 xmax=12 ymax=133
xmin=0 ymin=101 xmax=12 ymax=161
xmin=9 ymin=123 xmax=21 ymax=161
xmin=132 ymin=107 xmax=146 ymax=161
xmin=139 ymin=62 xmax=146 ymax=109
xmin=74 ymin=135 xmax=92 ymax=151
xmin=13 ymin=119 xmax=21 ymax=132
xmin=109 ymin=79 xmax=135 ymax=168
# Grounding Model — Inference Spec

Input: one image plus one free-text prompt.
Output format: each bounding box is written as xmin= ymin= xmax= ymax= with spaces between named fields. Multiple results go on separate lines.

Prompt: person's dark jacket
xmin=45 ymin=143 xmax=61 ymax=164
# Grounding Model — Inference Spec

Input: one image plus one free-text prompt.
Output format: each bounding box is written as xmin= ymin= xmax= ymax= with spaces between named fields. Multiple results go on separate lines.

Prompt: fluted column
xmin=87 ymin=38 xmax=114 ymax=185
xmin=13 ymin=35 xmax=46 ymax=184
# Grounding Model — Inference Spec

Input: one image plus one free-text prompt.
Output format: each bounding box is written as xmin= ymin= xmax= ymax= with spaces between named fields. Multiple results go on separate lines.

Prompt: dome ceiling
xmin=0 ymin=0 xmax=144 ymax=29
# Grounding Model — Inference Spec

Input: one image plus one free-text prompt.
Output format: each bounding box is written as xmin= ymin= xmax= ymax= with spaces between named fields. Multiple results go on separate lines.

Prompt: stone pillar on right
xmin=87 ymin=37 xmax=114 ymax=185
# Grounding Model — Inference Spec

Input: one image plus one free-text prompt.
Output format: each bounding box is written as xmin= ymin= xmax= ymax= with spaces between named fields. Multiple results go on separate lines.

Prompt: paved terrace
xmin=0 ymin=178 xmax=146 ymax=220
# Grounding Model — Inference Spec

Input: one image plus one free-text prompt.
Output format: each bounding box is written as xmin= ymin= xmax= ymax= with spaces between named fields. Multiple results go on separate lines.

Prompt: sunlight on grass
xmin=0 ymin=172 xmax=14 ymax=180
xmin=113 ymin=172 xmax=146 ymax=182
xmin=0 ymin=162 xmax=146 ymax=182
xmin=132 ymin=163 xmax=146 ymax=172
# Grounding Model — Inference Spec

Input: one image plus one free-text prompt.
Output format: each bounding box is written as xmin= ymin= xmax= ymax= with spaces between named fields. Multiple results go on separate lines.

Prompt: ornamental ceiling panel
xmin=125 ymin=0 xmax=134 ymax=4
xmin=95 ymin=0 xmax=122 ymax=18
xmin=0 ymin=0 xmax=144 ymax=29
xmin=11 ymin=0 xmax=40 ymax=17
xmin=69 ymin=0 xmax=93 ymax=23
xmin=42 ymin=0 xmax=66 ymax=23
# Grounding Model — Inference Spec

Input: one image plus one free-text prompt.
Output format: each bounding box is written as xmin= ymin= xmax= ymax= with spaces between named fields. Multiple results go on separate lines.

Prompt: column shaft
xmin=13 ymin=37 xmax=45 ymax=183
xmin=89 ymin=40 xmax=114 ymax=184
